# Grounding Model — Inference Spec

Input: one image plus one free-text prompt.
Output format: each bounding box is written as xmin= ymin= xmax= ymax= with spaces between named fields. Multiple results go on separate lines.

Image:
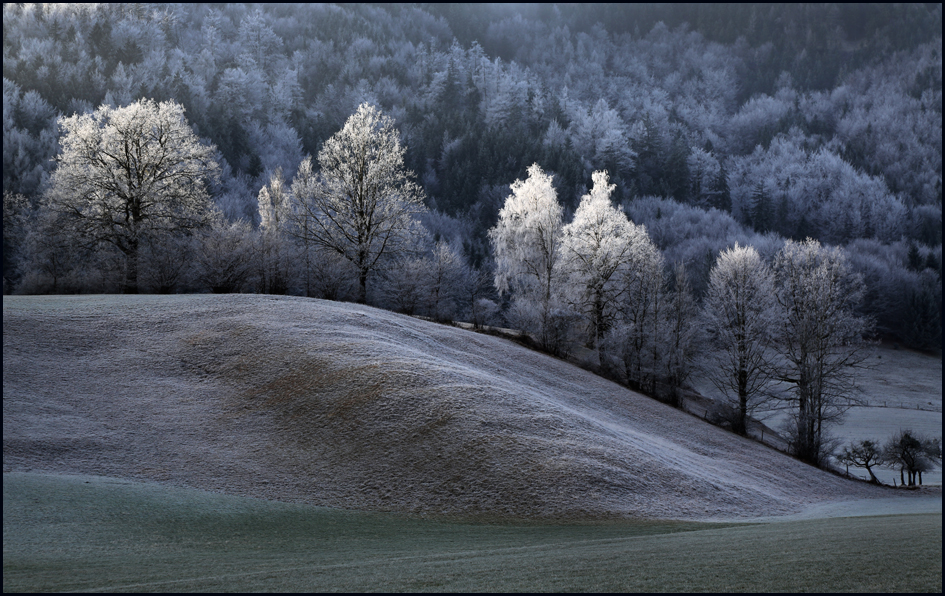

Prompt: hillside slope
xmin=3 ymin=294 xmax=894 ymax=519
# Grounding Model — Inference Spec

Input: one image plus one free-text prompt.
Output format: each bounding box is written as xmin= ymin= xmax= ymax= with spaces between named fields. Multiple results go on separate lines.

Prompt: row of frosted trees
xmin=489 ymin=163 xmax=873 ymax=465
xmin=9 ymin=98 xmax=875 ymax=466
xmin=5 ymin=100 xmax=504 ymax=334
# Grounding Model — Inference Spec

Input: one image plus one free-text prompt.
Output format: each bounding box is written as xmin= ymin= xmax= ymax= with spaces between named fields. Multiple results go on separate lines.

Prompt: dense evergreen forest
xmin=3 ymin=3 xmax=942 ymax=351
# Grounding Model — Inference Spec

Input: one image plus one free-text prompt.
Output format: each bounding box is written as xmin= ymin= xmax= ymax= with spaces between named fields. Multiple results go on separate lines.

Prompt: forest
xmin=2 ymin=2 xmax=941 ymax=359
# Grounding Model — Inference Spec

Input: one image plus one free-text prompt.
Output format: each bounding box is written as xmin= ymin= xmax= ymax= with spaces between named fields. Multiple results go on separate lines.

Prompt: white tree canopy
xmin=45 ymin=98 xmax=218 ymax=293
xmin=560 ymin=170 xmax=648 ymax=347
xmin=489 ymin=163 xmax=563 ymax=298
xmin=290 ymin=102 xmax=425 ymax=303
xmin=489 ymin=163 xmax=570 ymax=352
xmin=702 ymin=243 xmax=780 ymax=434
xmin=257 ymin=167 xmax=289 ymax=233
xmin=256 ymin=167 xmax=294 ymax=294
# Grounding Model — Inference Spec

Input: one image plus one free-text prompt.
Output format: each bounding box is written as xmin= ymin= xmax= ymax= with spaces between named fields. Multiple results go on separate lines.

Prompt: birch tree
xmin=256 ymin=167 xmax=293 ymax=294
xmin=290 ymin=103 xmax=425 ymax=303
xmin=702 ymin=243 xmax=780 ymax=434
xmin=489 ymin=163 xmax=569 ymax=353
xmin=560 ymin=170 xmax=648 ymax=348
xmin=44 ymin=98 xmax=218 ymax=293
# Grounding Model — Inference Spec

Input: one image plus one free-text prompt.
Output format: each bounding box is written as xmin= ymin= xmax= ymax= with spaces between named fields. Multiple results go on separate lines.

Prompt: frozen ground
xmin=3 ymin=294 xmax=938 ymax=520
xmin=742 ymin=494 xmax=942 ymax=523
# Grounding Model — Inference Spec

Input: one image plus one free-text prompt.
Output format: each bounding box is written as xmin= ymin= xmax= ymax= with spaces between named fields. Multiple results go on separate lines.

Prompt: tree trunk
xmin=736 ymin=363 xmax=748 ymax=435
xmin=358 ymin=267 xmax=368 ymax=304
xmin=124 ymin=241 xmax=139 ymax=294
xmin=304 ymin=241 xmax=311 ymax=297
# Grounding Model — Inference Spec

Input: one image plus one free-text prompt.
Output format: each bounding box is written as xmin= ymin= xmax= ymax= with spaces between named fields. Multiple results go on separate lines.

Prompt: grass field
xmin=4 ymin=472 xmax=941 ymax=593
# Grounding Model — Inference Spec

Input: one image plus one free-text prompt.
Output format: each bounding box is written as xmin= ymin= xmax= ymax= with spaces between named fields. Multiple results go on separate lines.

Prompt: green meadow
xmin=4 ymin=472 xmax=940 ymax=593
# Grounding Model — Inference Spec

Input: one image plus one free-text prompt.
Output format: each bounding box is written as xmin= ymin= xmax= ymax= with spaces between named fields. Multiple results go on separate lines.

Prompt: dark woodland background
xmin=3 ymin=3 xmax=941 ymax=350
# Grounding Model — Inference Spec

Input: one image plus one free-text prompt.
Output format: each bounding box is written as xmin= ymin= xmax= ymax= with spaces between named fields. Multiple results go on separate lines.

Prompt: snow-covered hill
xmin=2 ymin=294 xmax=920 ymax=519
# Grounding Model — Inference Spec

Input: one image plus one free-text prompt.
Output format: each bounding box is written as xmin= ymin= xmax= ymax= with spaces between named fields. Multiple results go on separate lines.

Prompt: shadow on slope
xmin=3 ymin=294 xmax=890 ymax=519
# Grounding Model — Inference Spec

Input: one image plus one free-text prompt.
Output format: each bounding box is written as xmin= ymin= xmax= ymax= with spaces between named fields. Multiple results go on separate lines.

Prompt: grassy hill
xmin=4 ymin=294 xmax=941 ymax=591
xmin=3 ymin=293 xmax=917 ymax=520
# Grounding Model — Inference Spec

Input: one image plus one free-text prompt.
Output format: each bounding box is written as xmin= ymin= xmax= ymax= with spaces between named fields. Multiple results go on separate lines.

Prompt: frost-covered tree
xmin=456 ymin=259 xmax=500 ymax=329
xmin=728 ymin=135 xmax=907 ymax=244
xmin=44 ymin=99 xmax=218 ymax=294
xmin=255 ymin=167 xmax=294 ymax=294
xmin=702 ymin=243 xmax=780 ymax=435
xmin=10 ymin=199 xmax=81 ymax=294
xmin=773 ymin=238 xmax=872 ymax=465
xmin=560 ymin=170 xmax=647 ymax=348
xmin=193 ymin=211 xmax=254 ymax=294
xmin=237 ymin=8 xmax=284 ymax=74
xmin=381 ymin=255 xmax=432 ymax=316
xmin=3 ymin=80 xmax=59 ymax=197
xmin=3 ymin=191 xmax=31 ymax=292
xmin=426 ymin=240 xmax=467 ymax=322
xmin=489 ymin=163 xmax=570 ymax=353
xmin=139 ymin=231 xmax=193 ymax=294
xmin=303 ymin=246 xmax=359 ymax=302
xmin=602 ymin=229 xmax=667 ymax=393
xmin=568 ymin=99 xmax=636 ymax=174
xmin=661 ymin=263 xmax=699 ymax=406
xmin=290 ymin=103 xmax=426 ymax=303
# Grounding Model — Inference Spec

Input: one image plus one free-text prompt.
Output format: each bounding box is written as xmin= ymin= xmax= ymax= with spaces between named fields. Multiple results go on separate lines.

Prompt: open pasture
xmin=3 ymin=472 xmax=941 ymax=593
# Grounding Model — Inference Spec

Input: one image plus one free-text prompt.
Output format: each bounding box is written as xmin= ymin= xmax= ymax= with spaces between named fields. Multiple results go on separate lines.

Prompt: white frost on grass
xmin=3 ymin=294 xmax=936 ymax=520
xmin=734 ymin=495 xmax=942 ymax=523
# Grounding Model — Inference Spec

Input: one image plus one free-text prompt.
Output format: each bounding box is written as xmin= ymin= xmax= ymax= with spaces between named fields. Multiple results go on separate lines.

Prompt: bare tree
xmin=602 ymin=230 xmax=666 ymax=393
xmin=837 ymin=439 xmax=885 ymax=484
xmin=426 ymin=240 xmax=467 ymax=322
xmin=773 ymin=239 xmax=872 ymax=465
xmin=304 ymin=246 xmax=359 ymax=301
xmin=139 ymin=232 xmax=193 ymax=294
xmin=661 ymin=263 xmax=699 ymax=407
xmin=193 ymin=211 xmax=254 ymax=294
xmin=12 ymin=204 xmax=82 ymax=294
xmin=290 ymin=103 xmax=426 ymax=303
xmin=44 ymin=99 xmax=218 ymax=294
xmin=884 ymin=431 xmax=942 ymax=487
xmin=457 ymin=259 xmax=500 ymax=330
